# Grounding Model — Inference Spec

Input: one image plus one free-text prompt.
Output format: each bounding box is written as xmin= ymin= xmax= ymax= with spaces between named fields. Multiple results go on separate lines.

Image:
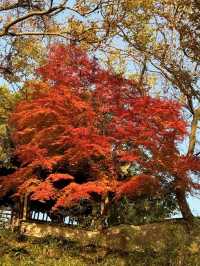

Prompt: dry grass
xmin=0 ymin=219 xmax=200 ymax=266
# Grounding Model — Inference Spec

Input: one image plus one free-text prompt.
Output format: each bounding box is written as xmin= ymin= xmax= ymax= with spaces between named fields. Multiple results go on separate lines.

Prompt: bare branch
xmin=0 ymin=2 xmax=28 ymax=12
xmin=0 ymin=3 xmax=65 ymax=37
xmin=137 ymin=56 xmax=147 ymax=96
xmin=8 ymin=31 xmax=68 ymax=38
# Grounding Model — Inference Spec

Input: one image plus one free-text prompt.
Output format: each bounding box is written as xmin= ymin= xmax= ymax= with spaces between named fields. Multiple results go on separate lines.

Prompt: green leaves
xmin=0 ymin=85 xmax=20 ymax=166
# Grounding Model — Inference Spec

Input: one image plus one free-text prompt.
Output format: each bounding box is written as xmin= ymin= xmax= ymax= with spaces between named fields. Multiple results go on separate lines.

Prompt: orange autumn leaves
xmin=1 ymin=44 xmax=199 ymax=211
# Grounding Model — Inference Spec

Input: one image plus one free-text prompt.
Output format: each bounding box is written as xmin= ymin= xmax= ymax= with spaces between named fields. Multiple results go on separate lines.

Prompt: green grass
xmin=0 ymin=220 xmax=200 ymax=266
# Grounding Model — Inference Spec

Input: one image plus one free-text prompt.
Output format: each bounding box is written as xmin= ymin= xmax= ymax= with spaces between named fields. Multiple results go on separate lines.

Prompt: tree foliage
xmin=0 ymin=45 xmax=199 ymax=221
xmin=0 ymin=0 xmax=200 ymax=221
xmin=0 ymin=0 xmax=99 ymax=84
xmin=0 ymin=85 xmax=20 ymax=168
xmin=71 ymin=0 xmax=200 ymax=220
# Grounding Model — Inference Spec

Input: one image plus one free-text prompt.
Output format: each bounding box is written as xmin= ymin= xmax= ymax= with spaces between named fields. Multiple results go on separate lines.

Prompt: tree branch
xmin=0 ymin=2 xmax=28 ymax=12
xmin=0 ymin=4 xmax=65 ymax=37
xmin=65 ymin=1 xmax=104 ymax=17
xmin=8 ymin=31 xmax=68 ymax=38
xmin=188 ymin=107 xmax=200 ymax=155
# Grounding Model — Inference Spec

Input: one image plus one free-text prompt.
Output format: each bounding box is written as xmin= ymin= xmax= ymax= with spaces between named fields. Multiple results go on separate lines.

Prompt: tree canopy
xmin=0 ymin=0 xmax=200 ymax=223
xmin=0 ymin=44 xmax=199 ymax=222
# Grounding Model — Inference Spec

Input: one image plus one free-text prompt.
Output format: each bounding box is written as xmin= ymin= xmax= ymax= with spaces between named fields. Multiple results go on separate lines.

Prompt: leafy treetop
xmin=0 ymin=44 xmax=199 ymax=216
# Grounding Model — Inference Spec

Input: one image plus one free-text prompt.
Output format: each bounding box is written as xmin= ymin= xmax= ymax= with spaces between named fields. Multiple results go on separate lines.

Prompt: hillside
xmin=0 ymin=219 xmax=200 ymax=266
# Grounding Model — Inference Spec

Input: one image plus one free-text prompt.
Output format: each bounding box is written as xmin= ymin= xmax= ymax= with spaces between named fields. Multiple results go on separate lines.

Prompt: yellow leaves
xmin=14 ymin=38 xmax=44 ymax=62
xmin=75 ymin=4 xmax=91 ymax=15
xmin=103 ymin=19 xmax=117 ymax=33
xmin=147 ymin=75 xmax=157 ymax=87
xmin=179 ymin=94 xmax=187 ymax=105
xmin=0 ymin=85 xmax=16 ymax=163
xmin=188 ymin=242 xmax=199 ymax=254
xmin=0 ymin=86 xmax=17 ymax=123
xmin=135 ymin=24 xmax=155 ymax=49
xmin=0 ymin=124 xmax=6 ymax=135
xmin=106 ymin=50 xmax=126 ymax=74
xmin=11 ymin=38 xmax=45 ymax=82
xmin=122 ymin=0 xmax=155 ymax=11
xmin=121 ymin=163 xmax=131 ymax=175
xmin=128 ymin=73 xmax=157 ymax=88
xmin=67 ymin=19 xmax=99 ymax=49
xmin=109 ymin=51 xmax=120 ymax=63
xmin=75 ymin=0 xmax=98 ymax=15
xmin=47 ymin=22 xmax=61 ymax=33
xmin=68 ymin=19 xmax=85 ymax=35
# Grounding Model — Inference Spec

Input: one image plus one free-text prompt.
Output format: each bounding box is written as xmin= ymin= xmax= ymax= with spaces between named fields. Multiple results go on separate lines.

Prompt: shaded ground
xmin=0 ymin=219 xmax=200 ymax=266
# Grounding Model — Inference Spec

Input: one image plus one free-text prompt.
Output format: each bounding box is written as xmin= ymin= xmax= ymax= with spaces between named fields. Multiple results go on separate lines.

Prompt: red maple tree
xmin=0 ymin=44 xmax=199 ymax=221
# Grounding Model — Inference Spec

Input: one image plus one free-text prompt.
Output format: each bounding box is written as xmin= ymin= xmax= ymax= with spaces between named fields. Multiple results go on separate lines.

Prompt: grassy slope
xmin=0 ymin=220 xmax=200 ymax=266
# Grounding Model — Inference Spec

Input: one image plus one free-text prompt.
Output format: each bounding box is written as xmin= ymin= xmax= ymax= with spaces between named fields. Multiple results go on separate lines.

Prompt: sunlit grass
xmin=0 ymin=220 xmax=200 ymax=266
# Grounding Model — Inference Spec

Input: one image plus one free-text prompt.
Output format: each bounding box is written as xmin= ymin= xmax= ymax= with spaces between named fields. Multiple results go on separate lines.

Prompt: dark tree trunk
xmin=175 ymin=189 xmax=193 ymax=222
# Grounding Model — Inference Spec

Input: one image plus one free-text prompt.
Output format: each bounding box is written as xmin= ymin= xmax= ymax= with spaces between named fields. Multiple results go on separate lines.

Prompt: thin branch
xmin=0 ymin=4 xmax=65 ymax=37
xmin=137 ymin=56 xmax=147 ymax=96
xmin=65 ymin=1 xmax=104 ymax=17
xmin=187 ymin=95 xmax=194 ymax=115
xmin=0 ymin=2 xmax=27 ymax=12
xmin=8 ymin=31 xmax=68 ymax=38
xmin=50 ymin=0 xmax=54 ymax=9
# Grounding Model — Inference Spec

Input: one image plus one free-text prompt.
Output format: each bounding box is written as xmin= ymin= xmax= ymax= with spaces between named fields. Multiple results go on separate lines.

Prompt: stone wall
xmin=20 ymin=221 xmax=99 ymax=243
xmin=19 ymin=220 xmax=200 ymax=254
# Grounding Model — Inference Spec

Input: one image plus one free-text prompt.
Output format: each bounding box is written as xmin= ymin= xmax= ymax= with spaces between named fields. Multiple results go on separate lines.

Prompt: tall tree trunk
xmin=100 ymin=194 xmax=109 ymax=228
xmin=175 ymin=107 xmax=200 ymax=222
xmin=188 ymin=107 xmax=200 ymax=155
xmin=175 ymin=189 xmax=193 ymax=222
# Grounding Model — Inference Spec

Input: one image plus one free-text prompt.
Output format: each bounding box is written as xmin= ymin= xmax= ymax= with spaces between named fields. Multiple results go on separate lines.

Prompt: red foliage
xmin=116 ymin=175 xmax=160 ymax=200
xmin=1 ymin=44 xmax=200 ymax=211
xmin=47 ymin=173 xmax=74 ymax=183
xmin=54 ymin=180 xmax=111 ymax=209
xmin=31 ymin=182 xmax=57 ymax=202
